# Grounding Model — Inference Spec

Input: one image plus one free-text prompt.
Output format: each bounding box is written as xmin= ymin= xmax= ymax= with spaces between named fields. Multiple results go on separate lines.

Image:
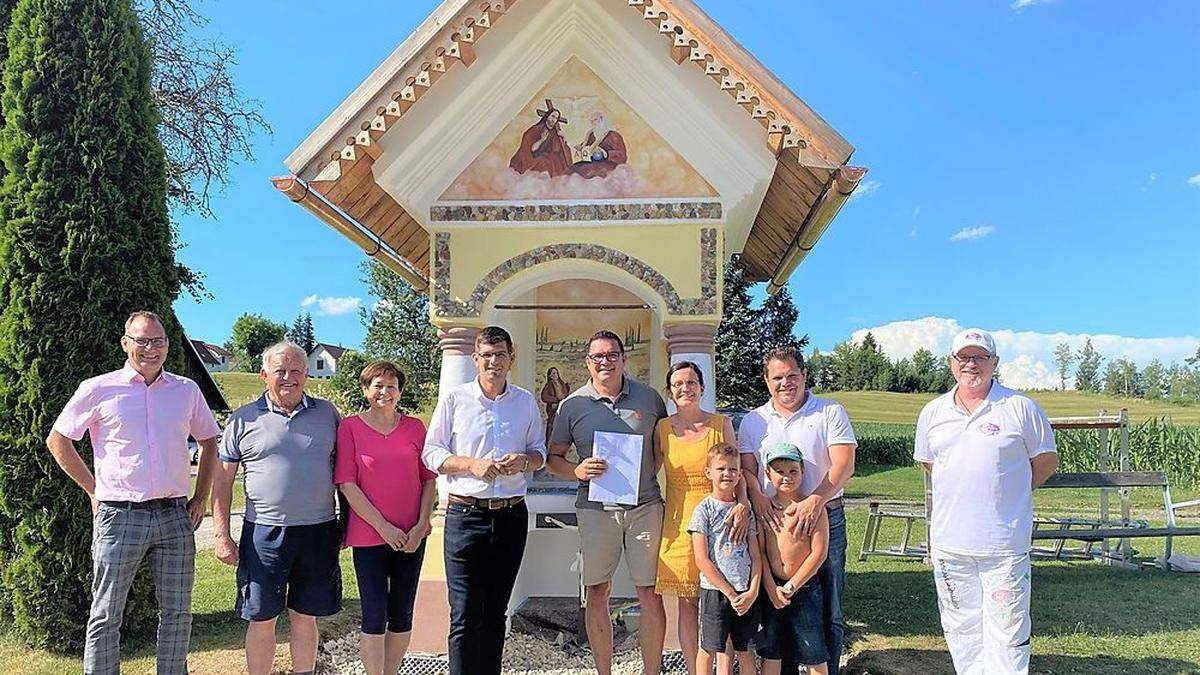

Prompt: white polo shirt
xmin=422 ymin=379 xmax=547 ymax=499
xmin=737 ymin=394 xmax=858 ymax=499
xmin=915 ymin=382 xmax=1057 ymax=556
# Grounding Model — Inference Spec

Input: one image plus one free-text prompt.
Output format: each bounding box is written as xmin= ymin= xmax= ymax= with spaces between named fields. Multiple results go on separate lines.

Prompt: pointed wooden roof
xmin=275 ymin=0 xmax=865 ymax=293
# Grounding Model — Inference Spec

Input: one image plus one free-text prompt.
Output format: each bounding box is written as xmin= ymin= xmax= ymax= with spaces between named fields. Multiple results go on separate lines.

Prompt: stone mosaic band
xmin=430 ymin=201 xmax=722 ymax=223
xmin=432 ymin=228 xmax=719 ymax=318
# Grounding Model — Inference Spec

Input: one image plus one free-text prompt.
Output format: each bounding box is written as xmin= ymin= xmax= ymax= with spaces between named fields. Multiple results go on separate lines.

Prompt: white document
xmin=587 ymin=431 xmax=643 ymax=506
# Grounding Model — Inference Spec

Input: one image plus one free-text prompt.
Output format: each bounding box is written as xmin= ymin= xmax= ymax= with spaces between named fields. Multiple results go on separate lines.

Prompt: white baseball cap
xmin=952 ymin=328 xmax=997 ymax=356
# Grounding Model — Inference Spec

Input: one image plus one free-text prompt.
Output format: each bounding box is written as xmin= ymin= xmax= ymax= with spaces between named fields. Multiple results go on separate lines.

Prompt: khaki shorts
xmin=577 ymin=501 xmax=664 ymax=587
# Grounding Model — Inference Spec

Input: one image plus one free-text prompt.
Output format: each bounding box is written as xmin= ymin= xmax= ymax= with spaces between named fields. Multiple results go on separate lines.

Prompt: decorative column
xmin=437 ymin=325 xmax=480 ymax=397
xmin=433 ymin=325 xmax=480 ymax=520
xmin=664 ymin=323 xmax=719 ymax=411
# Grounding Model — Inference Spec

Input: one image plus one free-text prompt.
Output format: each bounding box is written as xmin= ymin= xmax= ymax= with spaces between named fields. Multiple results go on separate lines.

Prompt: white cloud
xmin=850 ymin=317 xmax=1200 ymax=390
xmin=1188 ymin=174 xmax=1200 ymax=188
xmin=1011 ymin=0 xmax=1054 ymax=11
xmin=949 ymin=225 xmax=995 ymax=242
xmin=849 ymin=179 xmax=881 ymax=201
xmin=301 ymin=294 xmax=361 ymax=316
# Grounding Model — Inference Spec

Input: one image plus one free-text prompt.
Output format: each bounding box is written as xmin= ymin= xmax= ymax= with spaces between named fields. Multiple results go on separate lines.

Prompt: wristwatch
xmin=782 ymin=580 xmax=795 ymax=596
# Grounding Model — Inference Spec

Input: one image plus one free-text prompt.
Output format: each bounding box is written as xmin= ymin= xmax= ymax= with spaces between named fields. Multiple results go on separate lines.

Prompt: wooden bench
xmin=1032 ymin=471 xmax=1200 ymax=569
xmin=858 ymin=501 xmax=928 ymax=561
xmin=859 ymin=471 xmax=1200 ymax=569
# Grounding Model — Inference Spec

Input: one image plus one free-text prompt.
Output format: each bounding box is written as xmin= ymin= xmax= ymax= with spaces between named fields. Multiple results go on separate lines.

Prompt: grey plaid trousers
xmin=85 ymin=499 xmax=195 ymax=675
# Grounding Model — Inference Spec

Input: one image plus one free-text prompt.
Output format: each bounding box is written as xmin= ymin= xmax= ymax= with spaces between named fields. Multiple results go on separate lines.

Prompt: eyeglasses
xmin=586 ymin=352 xmax=622 ymax=363
xmin=952 ymin=354 xmax=993 ymax=365
xmin=474 ymin=351 xmax=511 ymax=361
xmin=670 ymin=380 xmax=701 ymax=390
xmin=125 ymin=335 xmax=168 ymax=348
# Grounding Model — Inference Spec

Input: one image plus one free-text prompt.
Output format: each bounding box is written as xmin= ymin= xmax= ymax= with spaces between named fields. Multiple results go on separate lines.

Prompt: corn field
xmin=1054 ymin=417 xmax=1200 ymax=489
xmin=855 ymin=422 xmax=916 ymax=466
xmin=853 ymin=417 xmax=1199 ymax=489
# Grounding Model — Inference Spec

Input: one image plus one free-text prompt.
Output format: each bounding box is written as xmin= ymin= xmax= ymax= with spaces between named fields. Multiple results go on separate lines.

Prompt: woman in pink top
xmin=335 ymin=360 xmax=437 ymax=675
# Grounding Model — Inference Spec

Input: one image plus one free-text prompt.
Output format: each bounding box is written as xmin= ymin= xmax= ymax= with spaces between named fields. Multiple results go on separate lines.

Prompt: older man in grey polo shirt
xmin=212 ymin=342 xmax=342 ymax=675
xmin=548 ymin=330 xmax=668 ymax=675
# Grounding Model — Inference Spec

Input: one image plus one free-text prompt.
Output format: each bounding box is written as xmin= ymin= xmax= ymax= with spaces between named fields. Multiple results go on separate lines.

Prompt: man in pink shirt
xmin=45 ymin=311 xmax=221 ymax=675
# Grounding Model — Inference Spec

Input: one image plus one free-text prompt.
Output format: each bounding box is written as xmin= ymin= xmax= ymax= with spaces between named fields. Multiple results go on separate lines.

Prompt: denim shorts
xmin=756 ymin=578 xmax=829 ymax=666
xmin=699 ymin=588 xmax=759 ymax=652
xmin=236 ymin=519 xmax=343 ymax=621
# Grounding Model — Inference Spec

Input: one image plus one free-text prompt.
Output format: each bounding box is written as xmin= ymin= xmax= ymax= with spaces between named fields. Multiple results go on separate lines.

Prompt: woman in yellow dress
xmin=654 ymin=361 xmax=748 ymax=675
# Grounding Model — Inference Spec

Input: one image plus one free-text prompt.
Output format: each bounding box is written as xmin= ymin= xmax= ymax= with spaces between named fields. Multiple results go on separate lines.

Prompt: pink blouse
xmin=334 ymin=415 xmax=436 ymax=547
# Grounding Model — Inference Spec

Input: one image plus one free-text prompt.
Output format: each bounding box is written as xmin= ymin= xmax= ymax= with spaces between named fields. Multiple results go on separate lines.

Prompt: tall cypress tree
xmin=0 ymin=0 xmax=179 ymax=648
xmin=0 ymin=0 xmax=16 ymax=630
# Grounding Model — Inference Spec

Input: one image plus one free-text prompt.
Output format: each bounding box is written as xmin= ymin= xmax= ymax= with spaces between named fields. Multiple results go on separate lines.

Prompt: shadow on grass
xmin=848 ymin=564 xmax=1200 ymax=640
xmin=846 ymin=648 xmax=1199 ymax=675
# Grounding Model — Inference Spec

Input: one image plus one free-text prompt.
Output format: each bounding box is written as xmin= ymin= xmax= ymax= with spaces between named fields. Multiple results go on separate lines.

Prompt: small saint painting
xmin=439 ymin=57 xmax=716 ymax=201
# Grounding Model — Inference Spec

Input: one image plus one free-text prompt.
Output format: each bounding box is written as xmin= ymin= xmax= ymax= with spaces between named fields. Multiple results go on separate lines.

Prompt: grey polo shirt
xmin=551 ymin=376 xmax=667 ymax=510
xmin=219 ymin=393 xmax=340 ymax=526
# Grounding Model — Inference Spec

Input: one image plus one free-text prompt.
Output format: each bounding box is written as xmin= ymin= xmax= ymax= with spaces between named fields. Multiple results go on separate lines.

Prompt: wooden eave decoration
xmin=281 ymin=0 xmax=863 ymax=289
xmin=282 ymin=1 xmax=520 ymax=281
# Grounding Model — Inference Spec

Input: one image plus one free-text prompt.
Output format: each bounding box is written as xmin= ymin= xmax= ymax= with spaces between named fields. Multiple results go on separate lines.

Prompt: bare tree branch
xmin=137 ymin=0 xmax=271 ymax=219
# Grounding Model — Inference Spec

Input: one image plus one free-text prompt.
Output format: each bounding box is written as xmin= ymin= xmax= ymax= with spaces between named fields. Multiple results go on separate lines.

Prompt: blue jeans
xmin=783 ymin=505 xmax=847 ymax=675
xmin=443 ymin=501 xmax=528 ymax=675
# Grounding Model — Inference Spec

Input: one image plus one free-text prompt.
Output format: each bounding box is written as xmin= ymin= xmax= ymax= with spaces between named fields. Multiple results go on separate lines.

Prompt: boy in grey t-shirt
xmin=688 ymin=443 xmax=762 ymax=674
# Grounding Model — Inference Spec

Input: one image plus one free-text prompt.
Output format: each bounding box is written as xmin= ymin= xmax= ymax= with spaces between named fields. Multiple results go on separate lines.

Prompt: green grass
xmin=822 ymin=390 xmax=1200 ymax=425
xmin=4 ymin=481 xmax=1198 ymax=674
xmin=0 ymin=550 xmax=364 ymax=675
xmin=212 ymin=372 xmax=335 ymax=411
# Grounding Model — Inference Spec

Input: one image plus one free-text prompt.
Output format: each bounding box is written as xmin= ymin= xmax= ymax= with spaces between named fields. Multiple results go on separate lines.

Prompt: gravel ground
xmin=322 ymin=631 xmax=693 ymax=674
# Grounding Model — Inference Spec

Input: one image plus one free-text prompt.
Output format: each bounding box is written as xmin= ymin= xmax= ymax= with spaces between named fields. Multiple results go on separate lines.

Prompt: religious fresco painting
xmin=533 ymin=279 xmax=652 ymax=439
xmin=439 ymin=57 xmax=717 ymax=201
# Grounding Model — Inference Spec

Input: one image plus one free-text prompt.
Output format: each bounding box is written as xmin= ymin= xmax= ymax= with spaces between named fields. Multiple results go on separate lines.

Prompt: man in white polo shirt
xmin=423 ymin=325 xmax=547 ymax=675
xmin=738 ymin=345 xmax=857 ymax=675
xmin=915 ymin=329 xmax=1059 ymax=675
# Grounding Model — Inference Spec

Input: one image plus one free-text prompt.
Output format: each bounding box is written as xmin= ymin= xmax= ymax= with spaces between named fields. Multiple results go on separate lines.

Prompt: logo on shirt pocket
xmin=978 ymin=422 xmax=1001 ymax=436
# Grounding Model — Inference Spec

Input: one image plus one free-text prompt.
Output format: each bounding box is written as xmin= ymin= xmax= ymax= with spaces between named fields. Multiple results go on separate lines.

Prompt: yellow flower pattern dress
xmin=654 ymin=414 xmax=727 ymax=597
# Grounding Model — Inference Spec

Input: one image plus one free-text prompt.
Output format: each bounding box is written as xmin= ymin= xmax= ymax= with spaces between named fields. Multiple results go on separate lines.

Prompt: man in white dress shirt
xmin=915 ymin=329 xmax=1058 ymax=675
xmin=423 ymin=325 xmax=547 ymax=675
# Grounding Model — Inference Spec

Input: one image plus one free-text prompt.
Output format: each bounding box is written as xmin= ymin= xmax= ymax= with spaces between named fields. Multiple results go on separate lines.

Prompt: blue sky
xmin=173 ymin=0 xmax=1199 ymax=384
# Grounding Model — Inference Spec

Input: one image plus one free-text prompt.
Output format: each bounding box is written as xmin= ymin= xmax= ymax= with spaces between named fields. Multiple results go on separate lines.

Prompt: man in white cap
xmin=914 ymin=329 xmax=1059 ymax=675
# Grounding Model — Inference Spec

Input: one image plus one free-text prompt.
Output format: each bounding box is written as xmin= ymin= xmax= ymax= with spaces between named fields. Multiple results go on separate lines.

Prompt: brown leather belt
xmin=448 ymin=494 xmax=525 ymax=510
xmin=825 ymin=497 xmax=844 ymax=511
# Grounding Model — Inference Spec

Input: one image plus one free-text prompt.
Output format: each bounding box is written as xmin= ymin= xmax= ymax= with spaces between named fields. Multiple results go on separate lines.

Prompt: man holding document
xmin=548 ymin=330 xmax=669 ymax=675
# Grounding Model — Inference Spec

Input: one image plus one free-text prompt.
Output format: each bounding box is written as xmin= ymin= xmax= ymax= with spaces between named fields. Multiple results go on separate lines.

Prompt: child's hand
xmin=731 ymin=590 xmax=755 ymax=616
xmin=768 ymin=584 xmax=791 ymax=609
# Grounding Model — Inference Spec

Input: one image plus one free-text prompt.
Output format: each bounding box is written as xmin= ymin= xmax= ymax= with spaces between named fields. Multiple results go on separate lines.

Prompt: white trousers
xmin=930 ymin=549 xmax=1032 ymax=675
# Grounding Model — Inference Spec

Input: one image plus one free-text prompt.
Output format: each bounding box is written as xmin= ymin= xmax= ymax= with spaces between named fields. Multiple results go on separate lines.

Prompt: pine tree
xmin=1075 ymin=338 xmax=1103 ymax=393
xmin=0 ymin=0 xmax=177 ymax=647
xmin=286 ymin=312 xmax=316 ymax=354
xmin=714 ymin=262 xmax=762 ymax=408
xmin=300 ymin=313 xmax=316 ymax=353
xmin=757 ymin=286 xmax=806 ymax=354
